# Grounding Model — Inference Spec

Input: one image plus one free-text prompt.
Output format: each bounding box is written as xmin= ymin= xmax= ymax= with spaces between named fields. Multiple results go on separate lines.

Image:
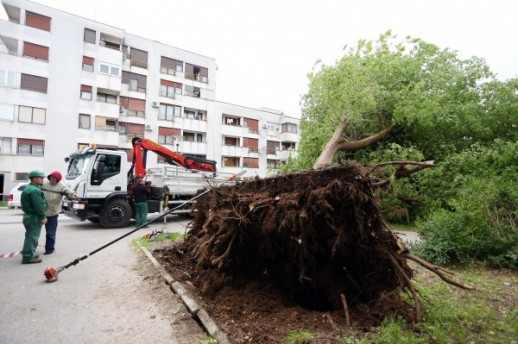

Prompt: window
xmin=159 ymin=104 xmax=181 ymax=120
xmin=120 ymin=123 xmax=144 ymax=139
xmin=129 ymin=47 xmax=148 ymax=68
xmin=122 ymin=71 xmax=146 ymax=93
xmin=97 ymin=92 xmax=117 ymax=104
xmin=160 ymin=56 xmax=183 ymax=75
xmin=99 ymin=62 xmax=120 ymax=76
xmin=95 ymin=117 xmax=117 ymax=131
xmin=0 ymin=103 xmax=15 ymax=121
xmin=267 ymin=122 xmax=281 ymax=133
xmin=185 ymin=63 xmax=208 ymax=83
xmin=15 ymin=172 xmax=29 ymax=181
xmin=281 ymin=123 xmax=298 ymax=134
xmin=158 ymin=127 xmax=180 ymax=145
xmin=82 ymin=56 xmax=94 ymax=72
xmin=17 ymin=138 xmax=44 ymax=156
xmin=160 ymin=80 xmax=182 ymax=98
xmin=222 ymin=157 xmax=239 ymax=167
xmin=0 ymin=137 xmax=12 ymax=155
xmin=0 ymin=70 xmax=16 ymax=87
xmin=99 ymin=33 xmax=121 ymax=51
xmin=184 ymin=109 xmax=206 ymax=120
xmin=243 ymin=157 xmax=259 ymax=168
xmin=282 ymin=142 xmax=296 ymax=151
xmin=25 ymin=11 xmax=51 ymax=31
xmin=84 ymin=28 xmax=96 ymax=44
xmin=23 ymin=42 xmax=49 ymax=61
xmin=267 ymin=159 xmax=280 ymax=169
xmin=267 ymin=140 xmax=280 ymax=154
xmin=20 ymin=74 xmax=47 ymax=93
xmin=223 ymin=115 xmax=240 ymax=126
xmin=80 ymin=85 xmax=92 ymax=100
xmin=120 ymin=97 xmax=146 ymax=118
xmin=183 ymin=132 xmax=195 ymax=142
xmin=184 ymin=85 xmax=201 ymax=98
xmin=224 ymin=137 xmax=239 ymax=146
xmin=79 ymin=114 xmax=90 ymax=129
xmin=243 ymin=118 xmax=259 ymax=133
xmin=18 ymin=106 xmax=46 ymax=124
xmin=243 ymin=137 xmax=259 ymax=152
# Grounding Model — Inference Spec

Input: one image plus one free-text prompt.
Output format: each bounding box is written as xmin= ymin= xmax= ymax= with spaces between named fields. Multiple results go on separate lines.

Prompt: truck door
xmin=88 ymin=153 xmax=124 ymax=195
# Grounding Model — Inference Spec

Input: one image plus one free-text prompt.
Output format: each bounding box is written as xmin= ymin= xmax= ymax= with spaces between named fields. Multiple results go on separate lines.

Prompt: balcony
xmin=278 ymin=149 xmax=298 ymax=161
xmin=222 ymin=145 xmax=246 ymax=156
xmin=221 ymin=124 xmax=243 ymax=137
xmin=185 ymin=72 xmax=208 ymax=84
xmin=0 ymin=32 xmax=18 ymax=55
xmin=180 ymin=141 xmax=207 ymax=155
xmin=120 ymin=83 xmax=146 ymax=97
xmin=180 ymin=117 xmax=207 ymax=132
xmin=95 ymin=101 xmax=120 ymax=119
xmin=96 ymin=73 xmax=121 ymax=92
xmin=93 ymin=129 xmax=119 ymax=145
xmin=280 ymin=131 xmax=299 ymax=142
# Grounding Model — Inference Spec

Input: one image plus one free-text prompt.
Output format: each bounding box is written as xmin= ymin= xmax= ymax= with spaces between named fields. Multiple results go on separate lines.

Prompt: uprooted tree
xmin=178 ymin=163 xmax=472 ymax=322
xmin=169 ymin=32 xmax=489 ymax=322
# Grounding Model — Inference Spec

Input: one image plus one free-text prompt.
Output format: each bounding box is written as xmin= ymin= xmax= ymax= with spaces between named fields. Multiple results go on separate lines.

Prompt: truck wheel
xmin=99 ymin=199 xmax=132 ymax=228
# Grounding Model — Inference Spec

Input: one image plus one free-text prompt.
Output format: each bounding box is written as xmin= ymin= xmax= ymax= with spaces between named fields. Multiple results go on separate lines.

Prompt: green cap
xmin=29 ymin=170 xmax=45 ymax=178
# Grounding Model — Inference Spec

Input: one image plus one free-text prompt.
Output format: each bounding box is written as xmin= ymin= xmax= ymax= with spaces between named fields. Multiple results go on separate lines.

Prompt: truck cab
xmin=62 ymin=145 xmax=137 ymax=228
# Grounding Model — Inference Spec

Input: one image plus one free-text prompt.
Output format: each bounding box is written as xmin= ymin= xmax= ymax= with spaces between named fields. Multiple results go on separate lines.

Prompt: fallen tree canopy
xmin=179 ymin=163 xmax=423 ymax=317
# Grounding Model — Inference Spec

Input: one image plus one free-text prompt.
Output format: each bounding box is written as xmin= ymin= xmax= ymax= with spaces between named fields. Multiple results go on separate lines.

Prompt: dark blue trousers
xmin=44 ymin=214 xmax=59 ymax=253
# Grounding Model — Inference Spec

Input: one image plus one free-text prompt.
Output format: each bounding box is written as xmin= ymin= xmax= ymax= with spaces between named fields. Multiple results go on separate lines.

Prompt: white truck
xmin=62 ymin=138 xmax=233 ymax=228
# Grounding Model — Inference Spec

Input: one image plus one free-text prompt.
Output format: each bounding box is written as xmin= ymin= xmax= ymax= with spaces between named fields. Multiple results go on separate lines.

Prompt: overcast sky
xmin=4 ymin=0 xmax=518 ymax=118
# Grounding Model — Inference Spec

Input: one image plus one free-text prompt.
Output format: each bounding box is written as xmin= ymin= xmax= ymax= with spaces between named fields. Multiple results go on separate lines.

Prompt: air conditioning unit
xmin=145 ymin=125 xmax=152 ymax=131
xmin=152 ymin=101 xmax=159 ymax=108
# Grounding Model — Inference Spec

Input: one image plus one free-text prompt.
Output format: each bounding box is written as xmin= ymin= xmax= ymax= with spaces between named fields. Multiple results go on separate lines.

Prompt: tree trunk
xmin=313 ymin=120 xmax=348 ymax=169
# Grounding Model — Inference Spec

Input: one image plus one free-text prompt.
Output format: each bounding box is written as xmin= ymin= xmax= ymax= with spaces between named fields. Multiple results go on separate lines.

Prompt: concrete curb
xmin=138 ymin=244 xmax=230 ymax=344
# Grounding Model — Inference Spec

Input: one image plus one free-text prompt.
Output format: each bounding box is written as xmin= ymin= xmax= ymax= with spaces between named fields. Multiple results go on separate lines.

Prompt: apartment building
xmin=0 ymin=0 xmax=299 ymax=196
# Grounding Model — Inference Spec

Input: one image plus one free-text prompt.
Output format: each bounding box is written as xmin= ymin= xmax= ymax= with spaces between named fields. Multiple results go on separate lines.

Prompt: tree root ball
xmin=184 ymin=163 xmax=413 ymax=311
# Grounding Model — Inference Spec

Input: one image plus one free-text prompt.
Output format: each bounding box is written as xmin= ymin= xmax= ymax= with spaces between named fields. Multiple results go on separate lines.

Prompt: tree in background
xmin=284 ymin=31 xmax=517 ymax=267
xmin=284 ymin=30 xmax=512 ymax=171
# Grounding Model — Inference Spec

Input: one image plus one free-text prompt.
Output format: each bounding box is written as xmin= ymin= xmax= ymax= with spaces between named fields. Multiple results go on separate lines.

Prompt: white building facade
xmin=0 ymin=0 xmax=299 ymax=196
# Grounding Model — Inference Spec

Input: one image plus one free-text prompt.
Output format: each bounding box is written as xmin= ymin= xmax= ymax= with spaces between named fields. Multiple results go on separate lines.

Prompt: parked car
xmin=7 ymin=183 xmax=28 ymax=209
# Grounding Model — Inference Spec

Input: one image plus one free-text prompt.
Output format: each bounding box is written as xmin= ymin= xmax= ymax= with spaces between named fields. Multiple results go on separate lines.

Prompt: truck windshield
xmin=66 ymin=156 xmax=92 ymax=179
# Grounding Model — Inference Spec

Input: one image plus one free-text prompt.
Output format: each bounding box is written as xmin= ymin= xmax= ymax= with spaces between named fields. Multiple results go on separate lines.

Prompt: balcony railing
xmin=126 ymin=110 xmax=145 ymax=118
xmin=96 ymin=125 xmax=117 ymax=131
xmin=128 ymin=84 xmax=146 ymax=94
xmin=99 ymin=40 xmax=120 ymax=51
xmin=185 ymin=72 xmax=208 ymax=83
xmin=160 ymin=66 xmax=176 ymax=76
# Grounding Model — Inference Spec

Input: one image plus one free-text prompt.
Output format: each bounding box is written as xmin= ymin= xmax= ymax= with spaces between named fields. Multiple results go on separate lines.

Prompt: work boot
xmin=22 ymin=257 xmax=43 ymax=264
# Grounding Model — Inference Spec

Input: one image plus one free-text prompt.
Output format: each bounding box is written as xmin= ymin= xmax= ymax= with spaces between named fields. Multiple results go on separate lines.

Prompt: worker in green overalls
xmin=21 ymin=170 xmax=48 ymax=264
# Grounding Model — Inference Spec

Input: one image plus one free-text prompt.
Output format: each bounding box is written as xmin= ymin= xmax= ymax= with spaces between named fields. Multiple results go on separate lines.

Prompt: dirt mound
xmin=156 ymin=163 xmax=418 ymax=341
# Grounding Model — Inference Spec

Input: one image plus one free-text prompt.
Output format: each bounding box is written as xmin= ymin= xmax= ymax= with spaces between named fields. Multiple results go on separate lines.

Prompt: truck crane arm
xmin=130 ymin=137 xmax=216 ymax=178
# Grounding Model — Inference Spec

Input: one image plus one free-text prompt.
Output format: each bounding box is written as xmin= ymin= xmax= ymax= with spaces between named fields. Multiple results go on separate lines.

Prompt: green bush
xmin=414 ymin=141 xmax=517 ymax=268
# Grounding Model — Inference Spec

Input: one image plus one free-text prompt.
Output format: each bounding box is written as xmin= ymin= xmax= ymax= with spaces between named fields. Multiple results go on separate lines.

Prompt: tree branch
xmin=336 ymin=125 xmax=393 ymax=151
xmin=368 ymin=161 xmax=437 ymax=188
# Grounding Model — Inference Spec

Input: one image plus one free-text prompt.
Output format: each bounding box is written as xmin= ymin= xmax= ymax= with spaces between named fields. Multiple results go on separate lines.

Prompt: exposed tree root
xmin=177 ymin=163 xmax=472 ymax=326
xmin=404 ymin=253 xmax=475 ymax=290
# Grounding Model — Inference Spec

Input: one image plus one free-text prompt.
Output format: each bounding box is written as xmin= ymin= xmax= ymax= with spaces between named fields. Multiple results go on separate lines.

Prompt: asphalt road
xmin=0 ymin=208 xmax=205 ymax=344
